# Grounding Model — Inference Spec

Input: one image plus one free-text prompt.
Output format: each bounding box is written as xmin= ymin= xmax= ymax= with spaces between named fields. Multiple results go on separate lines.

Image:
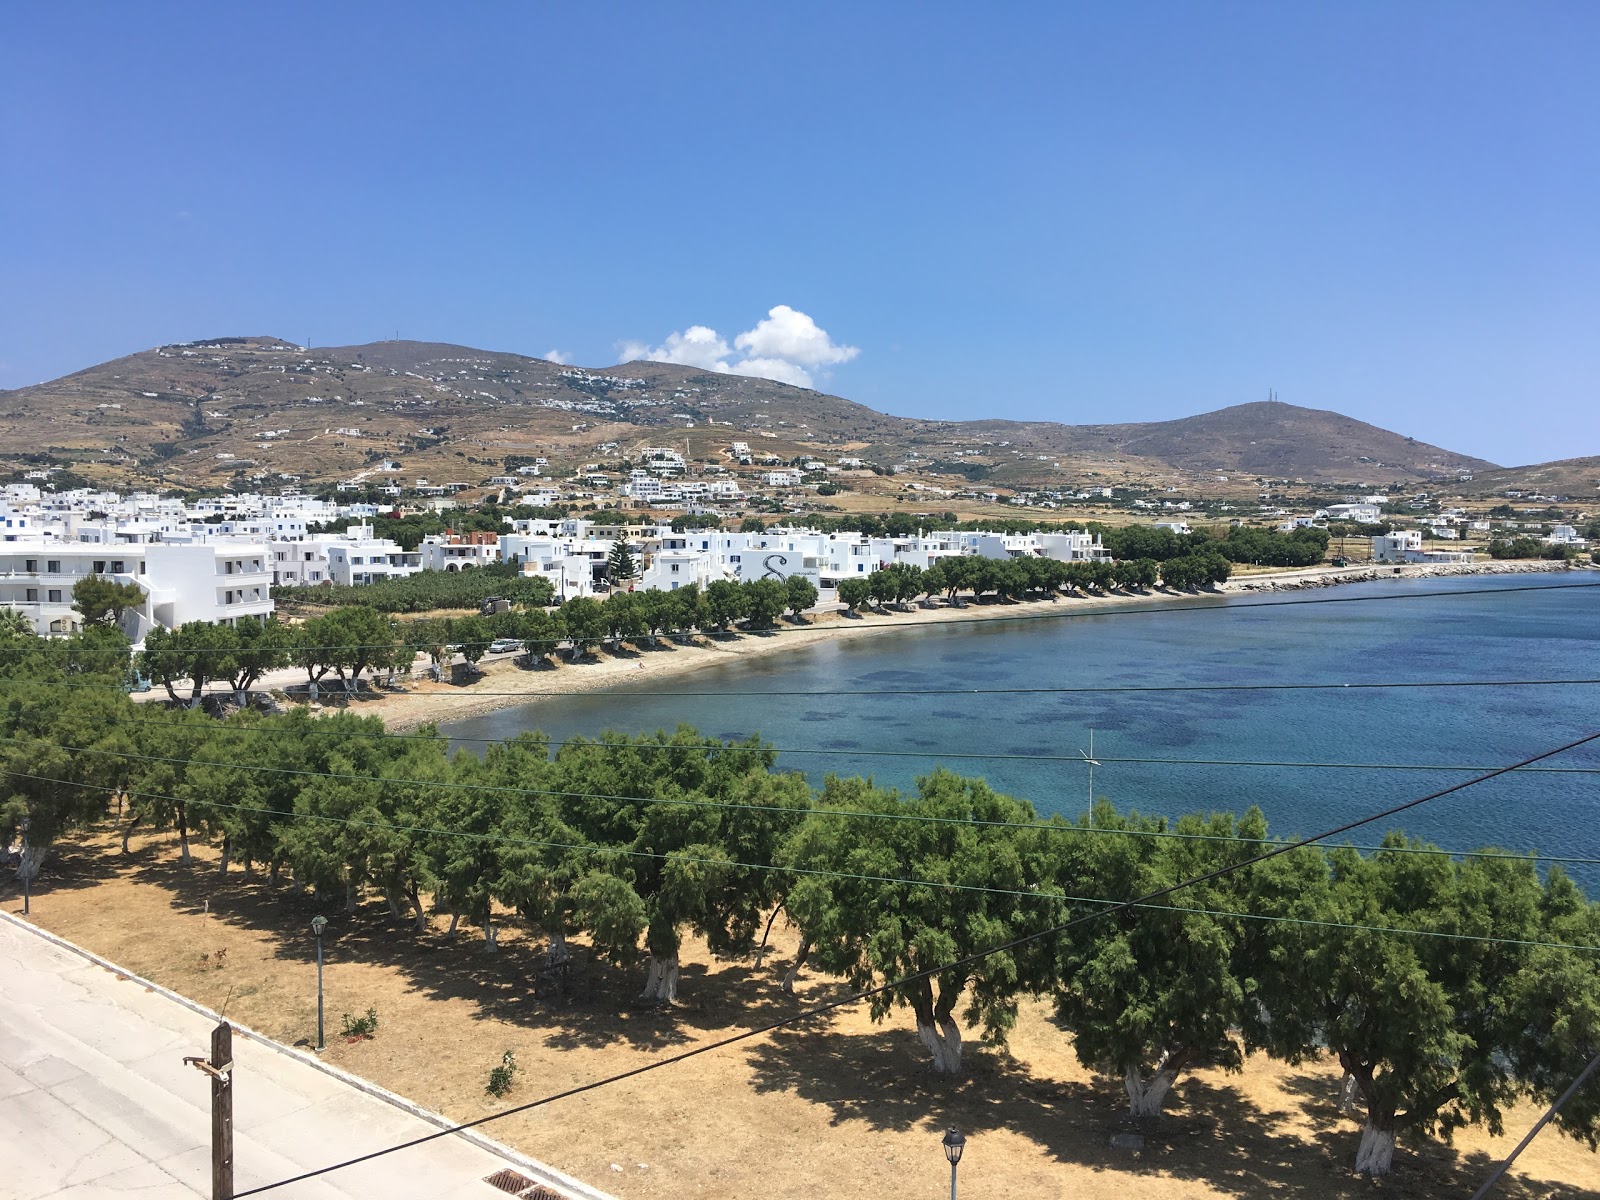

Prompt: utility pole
xmin=19 ymin=814 xmax=29 ymax=916
xmin=185 ymin=1022 xmax=234 ymax=1200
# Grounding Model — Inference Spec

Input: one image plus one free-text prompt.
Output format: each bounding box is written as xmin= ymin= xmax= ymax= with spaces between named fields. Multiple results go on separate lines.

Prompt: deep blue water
xmin=441 ymin=575 xmax=1600 ymax=888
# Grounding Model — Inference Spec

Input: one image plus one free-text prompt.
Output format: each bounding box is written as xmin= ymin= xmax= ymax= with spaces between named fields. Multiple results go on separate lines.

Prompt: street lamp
xmin=310 ymin=915 xmax=328 ymax=1050
xmin=18 ymin=815 xmax=30 ymax=916
xmin=942 ymin=1128 xmax=966 ymax=1200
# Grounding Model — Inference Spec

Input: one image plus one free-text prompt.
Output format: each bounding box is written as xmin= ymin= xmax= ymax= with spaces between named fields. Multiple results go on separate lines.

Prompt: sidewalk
xmin=0 ymin=913 xmax=610 ymax=1200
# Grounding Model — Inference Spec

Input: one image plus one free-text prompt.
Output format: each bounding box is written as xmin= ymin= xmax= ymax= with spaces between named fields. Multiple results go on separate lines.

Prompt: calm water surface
xmin=442 ymin=575 xmax=1600 ymax=886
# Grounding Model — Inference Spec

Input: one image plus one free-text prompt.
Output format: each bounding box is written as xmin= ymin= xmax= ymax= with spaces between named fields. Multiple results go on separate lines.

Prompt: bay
xmin=442 ymin=575 xmax=1600 ymax=888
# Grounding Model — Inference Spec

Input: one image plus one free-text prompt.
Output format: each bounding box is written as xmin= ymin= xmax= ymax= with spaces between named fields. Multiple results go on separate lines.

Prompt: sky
xmin=2 ymin=2 xmax=1597 ymax=467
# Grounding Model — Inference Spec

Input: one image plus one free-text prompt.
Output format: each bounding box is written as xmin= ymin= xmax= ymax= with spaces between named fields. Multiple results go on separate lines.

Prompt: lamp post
xmin=310 ymin=915 xmax=327 ymax=1050
xmin=18 ymin=815 xmax=30 ymax=916
xmin=942 ymin=1127 xmax=965 ymax=1200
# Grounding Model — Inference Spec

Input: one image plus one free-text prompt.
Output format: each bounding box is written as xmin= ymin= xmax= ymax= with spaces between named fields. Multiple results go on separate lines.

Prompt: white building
xmin=0 ymin=540 xmax=273 ymax=641
xmin=418 ymin=532 xmax=501 ymax=572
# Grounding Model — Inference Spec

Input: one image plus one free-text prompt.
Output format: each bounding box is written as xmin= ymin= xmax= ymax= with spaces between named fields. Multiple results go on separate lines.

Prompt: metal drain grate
xmin=484 ymin=1169 xmax=536 ymax=1195
xmin=484 ymin=1169 xmax=566 ymax=1199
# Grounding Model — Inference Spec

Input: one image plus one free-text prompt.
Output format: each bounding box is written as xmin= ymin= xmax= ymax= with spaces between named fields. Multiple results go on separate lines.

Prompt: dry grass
xmin=8 ymin=829 xmax=1598 ymax=1200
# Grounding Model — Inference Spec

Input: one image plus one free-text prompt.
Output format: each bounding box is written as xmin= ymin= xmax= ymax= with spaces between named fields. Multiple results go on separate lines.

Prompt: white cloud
xmin=617 ymin=305 xmax=857 ymax=389
xmin=734 ymin=305 xmax=859 ymax=368
xmin=728 ymin=356 xmax=813 ymax=388
xmin=544 ymin=349 xmax=572 ymax=365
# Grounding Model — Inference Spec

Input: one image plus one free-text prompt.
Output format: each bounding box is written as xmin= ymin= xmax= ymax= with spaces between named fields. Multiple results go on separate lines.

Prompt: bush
xmin=486 ymin=1049 xmax=518 ymax=1097
xmin=277 ymin=566 xmax=554 ymax=614
xmin=340 ymin=1007 xmax=379 ymax=1039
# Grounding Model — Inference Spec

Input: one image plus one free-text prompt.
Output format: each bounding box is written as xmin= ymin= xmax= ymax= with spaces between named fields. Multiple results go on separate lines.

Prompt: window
xmin=24 ymin=559 xmax=37 ymax=572
xmin=26 ymin=588 xmax=38 ymax=601
xmin=47 ymin=589 xmax=61 ymax=603
xmin=46 ymin=560 xmax=60 ymax=573
xmin=94 ymin=561 xmax=106 ymax=574
xmin=225 ymin=561 xmax=234 ymax=574
xmin=110 ymin=561 xmax=124 ymax=574
xmin=670 ymin=564 xmax=680 ymax=573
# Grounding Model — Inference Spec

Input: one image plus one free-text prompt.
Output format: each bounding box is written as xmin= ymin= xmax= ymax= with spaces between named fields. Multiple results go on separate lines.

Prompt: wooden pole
xmin=210 ymin=1022 xmax=234 ymax=1200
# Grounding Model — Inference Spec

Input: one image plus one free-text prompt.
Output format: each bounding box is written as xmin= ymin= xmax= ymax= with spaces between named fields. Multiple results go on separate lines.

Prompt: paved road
xmin=0 ymin=915 xmax=602 ymax=1199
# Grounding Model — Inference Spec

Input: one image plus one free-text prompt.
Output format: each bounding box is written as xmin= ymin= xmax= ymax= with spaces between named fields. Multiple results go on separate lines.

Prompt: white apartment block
xmin=0 ymin=540 xmax=272 ymax=642
xmin=419 ymin=533 xmax=502 ymax=572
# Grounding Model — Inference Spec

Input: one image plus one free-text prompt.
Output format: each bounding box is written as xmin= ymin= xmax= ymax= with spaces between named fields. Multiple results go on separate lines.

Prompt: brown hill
xmin=1453 ymin=456 xmax=1600 ymax=500
xmin=0 ymin=336 xmax=1500 ymax=491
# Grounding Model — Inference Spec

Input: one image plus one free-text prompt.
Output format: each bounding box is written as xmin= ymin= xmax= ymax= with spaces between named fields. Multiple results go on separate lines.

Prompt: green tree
xmin=559 ymin=597 xmax=606 ymax=660
xmin=783 ymin=770 xmax=1060 ymax=1073
xmin=1250 ymin=837 xmax=1580 ymax=1175
xmin=226 ymin=616 xmax=293 ymax=700
xmin=785 ymin=574 xmax=819 ymax=620
xmin=704 ymin=579 xmax=749 ymax=631
xmin=550 ymin=727 xmax=809 ymax=1000
xmin=837 ymin=576 xmax=871 ymax=613
xmin=1050 ymin=805 xmax=1268 ymax=1117
xmin=140 ymin=621 xmax=240 ymax=706
xmin=741 ymin=578 xmax=788 ymax=629
xmin=0 ymin=607 xmax=33 ymax=640
xmin=71 ymin=574 xmax=146 ymax=629
xmin=607 ymin=541 xmax=639 ymax=584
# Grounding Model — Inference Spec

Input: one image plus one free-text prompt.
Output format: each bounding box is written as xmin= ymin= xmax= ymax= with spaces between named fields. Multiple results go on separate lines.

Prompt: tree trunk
xmin=916 ymin=1015 xmax=964 ymax=1075
xmin=177 ymin=807 xmax=192 ymax=865
xmin=16 ymin=842 xmax=47 ymax=884
xmin=384 ymin=885 xmax=403 ymax=920
xmin=446 ymin=911 xmax=460 ymax=937
xmin=1125 ymin=1060 xmax=1180 ymax=1118
xmin=484 ymin=918 xmax=498 ymax=953
xmin=1354 ymin=1120 xmax=1397 ymax=1176
xmin=121 ymin=812 xmax=143 ymax=854
xmin=217 ymin=836 xmax=231 ymax=876
xmin=781 ymin=937 xmax=810 ymax=995
xmin=1338 ymin=1073 xmax=1361 ymax=1117
xmin=640 ymin=953 xmax=680 ymax=1002
xmin=407 ymin=880 xmax=426 ymax=931
xmin=546 ymin=930 xmax=570 ymax=971
xmin=268 ymin=859 xmax=281 ymax=887
xmin=910 ymin=983 xmax=964 ymax=1074
xmin=755 ymin=900 xmax=784 ymax=970
xmin=343 ymin=878 xmax=357 ymax=914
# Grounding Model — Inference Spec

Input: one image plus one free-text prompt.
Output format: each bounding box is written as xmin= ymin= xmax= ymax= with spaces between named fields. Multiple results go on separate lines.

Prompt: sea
xmin=441 ymin=574 xmax=1600 ymax=889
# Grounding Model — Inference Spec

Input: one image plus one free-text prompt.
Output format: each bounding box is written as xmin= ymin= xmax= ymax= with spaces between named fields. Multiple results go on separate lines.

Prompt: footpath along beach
xmin=361 ymin=560 xmax=1593 ymax=732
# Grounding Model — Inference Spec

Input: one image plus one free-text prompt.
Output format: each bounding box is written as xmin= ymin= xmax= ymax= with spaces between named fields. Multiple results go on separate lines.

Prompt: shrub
xmin=340 ymin=1007 xmax=379 ymax=1039
xmin=486 ymin=1049 xmax=518 ymax=1097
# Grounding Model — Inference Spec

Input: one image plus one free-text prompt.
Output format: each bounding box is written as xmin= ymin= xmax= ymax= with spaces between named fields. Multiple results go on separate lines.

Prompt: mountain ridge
xmin=0 ymin=336 xmax=1509 ymax=491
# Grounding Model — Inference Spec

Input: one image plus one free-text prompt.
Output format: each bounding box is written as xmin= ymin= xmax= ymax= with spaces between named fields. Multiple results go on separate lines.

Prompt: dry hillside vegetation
xmin=0 ymin=335 xmax=1494 ymax=491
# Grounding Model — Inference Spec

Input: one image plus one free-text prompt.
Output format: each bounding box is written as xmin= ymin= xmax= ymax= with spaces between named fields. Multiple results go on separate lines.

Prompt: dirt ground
xmin=6 ymin=829 xmax=1597 ymax=1200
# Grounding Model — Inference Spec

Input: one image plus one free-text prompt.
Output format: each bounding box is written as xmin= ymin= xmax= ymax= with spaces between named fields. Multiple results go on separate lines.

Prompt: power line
xmin=227 ymin=727 xmax=1600 ymax=1197
xmin=1467 ymin=1048 xmax=1600 ymax=1200
xmin=21 ymin=576 xmax=1600 ymax=656
xmin=19 ymin=736 xmax=1600 ymax=867
xmin=6 ymin=770 xmax=1598 ymax=958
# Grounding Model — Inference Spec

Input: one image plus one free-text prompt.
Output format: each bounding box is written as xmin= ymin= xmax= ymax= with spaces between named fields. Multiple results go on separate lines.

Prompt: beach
xmin=357 ymin=559 xmax=1591 ymax=732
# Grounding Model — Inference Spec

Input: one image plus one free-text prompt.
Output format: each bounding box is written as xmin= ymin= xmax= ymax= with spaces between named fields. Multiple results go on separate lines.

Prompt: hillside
xmin=1452 ymin=455 xmax=1600 ymax=500
xmin=0 ymin=336 xmax=1500 ymax=491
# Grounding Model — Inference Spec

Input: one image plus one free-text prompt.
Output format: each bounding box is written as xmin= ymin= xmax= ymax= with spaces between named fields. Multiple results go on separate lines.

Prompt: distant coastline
xmin=364 ymin=559 xmax=1594 ymax=733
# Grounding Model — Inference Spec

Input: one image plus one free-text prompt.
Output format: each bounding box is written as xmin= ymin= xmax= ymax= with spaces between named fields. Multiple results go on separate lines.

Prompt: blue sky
xmin=3 ymin=2 xmax=1596 ymax=466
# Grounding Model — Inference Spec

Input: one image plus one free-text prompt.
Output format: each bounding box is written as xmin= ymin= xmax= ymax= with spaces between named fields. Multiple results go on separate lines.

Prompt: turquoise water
xmin=441 ymin=575 xmax=1600 ymax=886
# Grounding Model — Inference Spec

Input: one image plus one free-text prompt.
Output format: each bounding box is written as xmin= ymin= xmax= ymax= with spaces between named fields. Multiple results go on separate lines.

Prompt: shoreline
xmin=361 ymin=559 xmax=1593 ymax=732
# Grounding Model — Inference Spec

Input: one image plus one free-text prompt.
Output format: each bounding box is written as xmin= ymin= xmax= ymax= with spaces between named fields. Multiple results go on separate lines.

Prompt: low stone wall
xmin=1225 ymin=560 xmax=1595 ymax=594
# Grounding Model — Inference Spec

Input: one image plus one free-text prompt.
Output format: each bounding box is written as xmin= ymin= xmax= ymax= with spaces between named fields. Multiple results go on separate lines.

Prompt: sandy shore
xmin=349 ymin=559 xmax=1593 ymax=732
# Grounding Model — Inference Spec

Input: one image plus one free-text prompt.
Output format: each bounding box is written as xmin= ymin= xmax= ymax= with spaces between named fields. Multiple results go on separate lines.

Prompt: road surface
xmin=0 ymin=913 xmax=604 ymax=1199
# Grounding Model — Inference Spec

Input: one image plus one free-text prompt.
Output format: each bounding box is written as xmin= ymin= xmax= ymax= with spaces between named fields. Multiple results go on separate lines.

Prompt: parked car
xmin=488 ymin=638 xmax=522 ymax=654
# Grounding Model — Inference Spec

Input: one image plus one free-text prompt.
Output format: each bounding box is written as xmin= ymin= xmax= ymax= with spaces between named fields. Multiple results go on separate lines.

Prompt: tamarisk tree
xmin=1050 ymin=804 xmax=1267 ymax=1118
xmin=783 ymin=769 xmax=1060 ymax=1074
